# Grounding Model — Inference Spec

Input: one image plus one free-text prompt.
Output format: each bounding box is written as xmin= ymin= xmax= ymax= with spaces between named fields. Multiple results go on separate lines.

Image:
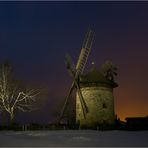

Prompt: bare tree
xmin=0 ymin=62 xmax=40 ymax=125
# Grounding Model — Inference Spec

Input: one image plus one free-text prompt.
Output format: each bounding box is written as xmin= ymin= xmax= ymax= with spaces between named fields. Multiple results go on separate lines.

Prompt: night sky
xmin=0 ymin=1 xmax=148 ymax=123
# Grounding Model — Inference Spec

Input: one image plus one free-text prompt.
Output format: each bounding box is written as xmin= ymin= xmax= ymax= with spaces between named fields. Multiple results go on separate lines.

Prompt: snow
xmin=0 ymin=130 xmax=148 ymax=147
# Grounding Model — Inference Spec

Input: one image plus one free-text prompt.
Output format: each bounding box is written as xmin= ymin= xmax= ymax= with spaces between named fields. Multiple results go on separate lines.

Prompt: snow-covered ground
xmin=0 ymin=130 xmax=148 ymax=147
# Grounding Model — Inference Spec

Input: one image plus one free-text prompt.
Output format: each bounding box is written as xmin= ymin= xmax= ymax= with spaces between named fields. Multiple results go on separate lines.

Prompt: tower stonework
xmin=76 ymin=67 xmax=118 ymax=128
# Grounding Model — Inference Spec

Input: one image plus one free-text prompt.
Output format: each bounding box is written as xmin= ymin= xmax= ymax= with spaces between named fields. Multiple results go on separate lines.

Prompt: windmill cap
xmin=79 ymin=67 xmax=118 ymax=88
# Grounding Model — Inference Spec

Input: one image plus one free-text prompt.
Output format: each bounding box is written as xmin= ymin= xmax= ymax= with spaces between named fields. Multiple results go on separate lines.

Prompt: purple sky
xmin=0 ymin=1 xmax=148 ymax=123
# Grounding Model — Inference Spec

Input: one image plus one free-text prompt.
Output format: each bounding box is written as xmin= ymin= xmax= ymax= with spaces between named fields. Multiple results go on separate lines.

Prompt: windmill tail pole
xmin=59 ymin=81 xmax=75 ymax=121
xmin=59 ymin=56 xmax=76 ymax=122
xmin=69 ymin=70 xmax=89 ymax=119
xmin=76 ymin=82 xmax=88 ymax=118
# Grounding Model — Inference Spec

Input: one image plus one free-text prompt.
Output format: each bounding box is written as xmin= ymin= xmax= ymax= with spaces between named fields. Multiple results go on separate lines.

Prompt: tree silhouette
xmin=100 ymin=60 xmax=117 ymax=81
xmin=0 ymin=61 xmax=40 ymax=125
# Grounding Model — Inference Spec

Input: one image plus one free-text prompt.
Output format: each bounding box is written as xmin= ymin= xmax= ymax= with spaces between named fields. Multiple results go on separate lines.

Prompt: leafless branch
xmin=0 ymin=62 xmax=41 ymax=123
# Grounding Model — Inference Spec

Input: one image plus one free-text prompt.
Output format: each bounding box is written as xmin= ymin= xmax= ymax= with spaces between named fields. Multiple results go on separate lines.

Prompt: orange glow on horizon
xmin=114 ymin=78 xmax=148 ymax=121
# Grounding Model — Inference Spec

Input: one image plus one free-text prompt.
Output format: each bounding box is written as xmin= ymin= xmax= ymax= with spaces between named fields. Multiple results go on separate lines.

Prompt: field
xmin=0 ymin=130 xmax=148 ymax=147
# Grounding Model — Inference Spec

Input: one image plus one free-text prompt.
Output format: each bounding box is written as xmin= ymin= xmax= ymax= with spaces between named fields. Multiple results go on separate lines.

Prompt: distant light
xmin=91 ymin=61 xmax=95 ymax=65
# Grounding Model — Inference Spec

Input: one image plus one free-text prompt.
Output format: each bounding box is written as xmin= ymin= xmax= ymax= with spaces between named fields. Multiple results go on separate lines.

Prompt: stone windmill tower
xmin=60 ymin=30 xmax=118 ymax=129
xmin=76 ymin=61 xmax=118 ymax=128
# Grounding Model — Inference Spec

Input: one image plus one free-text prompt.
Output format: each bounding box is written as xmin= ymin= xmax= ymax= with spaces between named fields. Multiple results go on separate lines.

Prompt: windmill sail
xmin=76 ymin=29 xmax=94 ymax=75
xmin=59 ymin=29 xmax=94 ymax=120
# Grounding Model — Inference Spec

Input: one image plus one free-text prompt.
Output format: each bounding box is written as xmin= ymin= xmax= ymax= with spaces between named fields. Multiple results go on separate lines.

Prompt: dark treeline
xmin=0 ymin=116 xmax=148 ymax=131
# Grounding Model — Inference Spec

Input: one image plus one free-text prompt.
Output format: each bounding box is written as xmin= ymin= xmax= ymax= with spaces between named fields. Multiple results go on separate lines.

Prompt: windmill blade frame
xmin=76 ymin=29 xmax=94 ymax=75
xmin=59 ymin=29 xmax=94 ymax=121
xmin=60 ymin=63 xmax=88 ymax=119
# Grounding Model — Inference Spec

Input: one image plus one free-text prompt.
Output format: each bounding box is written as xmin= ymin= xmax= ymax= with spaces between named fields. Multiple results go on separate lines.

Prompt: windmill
xmin=59 ymin=29 xmax=94 ymax=121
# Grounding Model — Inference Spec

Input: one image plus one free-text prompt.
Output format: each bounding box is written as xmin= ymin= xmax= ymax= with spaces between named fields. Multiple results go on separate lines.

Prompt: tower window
xmin=102 ymin=103 xmax=107 ymax=108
